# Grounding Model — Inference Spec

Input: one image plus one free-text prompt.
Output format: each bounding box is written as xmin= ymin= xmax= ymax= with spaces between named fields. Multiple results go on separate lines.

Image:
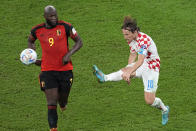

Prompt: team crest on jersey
xmin=57 ymin=29 xmax=61 ymax=36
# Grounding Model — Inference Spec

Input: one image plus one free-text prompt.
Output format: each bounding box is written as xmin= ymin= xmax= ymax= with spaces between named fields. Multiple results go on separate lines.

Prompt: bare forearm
xmin=62 ymin=35 xmax=82 ymax=65
xmin=28 ymin=36 xmax=36 ymax=50
xmin=127 ymin=54 xmax=145 ymax=74
xmin=68 ymin=39 xmax=83 ymax=56
xmin=128 ymin=53 xmax=137 ymax=64
xmin=28 ymin=42 xmax=35 ymax=49
xmin=128 ymin=60 xmax=143 ymax=73
xmin=27 ymin=35 xmax=40 ymax=66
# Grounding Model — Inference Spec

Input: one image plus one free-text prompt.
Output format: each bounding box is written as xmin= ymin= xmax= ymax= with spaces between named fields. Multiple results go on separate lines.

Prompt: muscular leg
xmin=142 ymin=71 xmax=167 ymax=111
xmin=144 ymin=91 xmax=167 ymax=111
xmin=143 ymin=70 xmax=169 ymax=125
xmin=144 ymin=92 xmax=155 ymax=105
xmin=44 ymin=88 xmax=58 ymax=129
xmin=104 ymin=67 xmax=136 ymax=81
xmin=58 ymin=71 xmax=73 ymax=111
xmin=58 ymin=86 xmax=71 ymax=111
xmin=93 ymin=64 xmax=136 ymax=82
xmin=145 ymin=91 xmax=170 ymax=125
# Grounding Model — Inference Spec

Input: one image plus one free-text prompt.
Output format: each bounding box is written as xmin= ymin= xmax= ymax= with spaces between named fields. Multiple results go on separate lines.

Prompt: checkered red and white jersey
xmin=128 ymin=32 xmax=160 ymax=72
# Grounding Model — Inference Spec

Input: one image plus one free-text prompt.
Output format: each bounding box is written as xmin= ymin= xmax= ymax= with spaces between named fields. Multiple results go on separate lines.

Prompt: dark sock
xmin=48 ymin=105 xmax=58 ymax=129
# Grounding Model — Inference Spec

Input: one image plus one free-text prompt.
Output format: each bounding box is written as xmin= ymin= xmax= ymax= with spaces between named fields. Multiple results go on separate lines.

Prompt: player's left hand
xmin=122 ymin=72 xmax=131 ymax=85
xmin=35 ymin=59 xmax=41 ymax=66
xmin=62 ymin=54 xmax=71 ymax=65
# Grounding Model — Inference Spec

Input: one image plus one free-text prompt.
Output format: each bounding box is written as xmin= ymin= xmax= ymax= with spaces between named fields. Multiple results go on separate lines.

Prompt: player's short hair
xmin=121 ymin=16 xmax=140 ymax=33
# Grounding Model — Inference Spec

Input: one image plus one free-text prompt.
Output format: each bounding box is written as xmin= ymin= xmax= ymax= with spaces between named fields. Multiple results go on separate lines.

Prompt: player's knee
xmin=144 ymin=92 xmax=155 ymax=105
xmin=47 ymin=100 xmax=57 ymax=106
xmin=145 ymin=98 xmax=154 ymax=105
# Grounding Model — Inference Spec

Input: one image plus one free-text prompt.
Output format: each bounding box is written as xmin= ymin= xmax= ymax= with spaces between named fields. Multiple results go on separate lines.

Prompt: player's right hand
xmin=122 ymin=72 xmax=131 ymax=85
xmin=35 ymin=59 xmax=41 ymax=66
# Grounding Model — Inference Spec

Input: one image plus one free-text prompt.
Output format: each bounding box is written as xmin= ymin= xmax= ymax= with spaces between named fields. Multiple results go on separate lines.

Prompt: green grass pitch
xmin=0 ymin=0 xmax=196 ymax=130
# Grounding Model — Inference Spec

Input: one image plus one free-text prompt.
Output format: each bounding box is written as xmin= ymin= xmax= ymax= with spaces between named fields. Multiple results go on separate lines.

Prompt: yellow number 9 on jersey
xmin=49 ymin=38 xmax=54 ymax=46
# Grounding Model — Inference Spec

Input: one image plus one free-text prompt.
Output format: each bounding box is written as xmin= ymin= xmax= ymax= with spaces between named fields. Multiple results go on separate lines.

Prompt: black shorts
xmin=39 ymin=70 xmax=73 ymax=92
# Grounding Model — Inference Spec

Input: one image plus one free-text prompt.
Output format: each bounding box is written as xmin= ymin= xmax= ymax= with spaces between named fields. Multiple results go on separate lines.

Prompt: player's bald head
xmin=44 ymin=5 xmax=56 ymax=15
xmin=44 ymin=5 xmax=58 ymax=28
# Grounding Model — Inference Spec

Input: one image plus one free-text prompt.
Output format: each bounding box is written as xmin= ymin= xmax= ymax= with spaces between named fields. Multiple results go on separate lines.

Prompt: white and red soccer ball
xmin=20 ymin=48 xmax=37 ymax=65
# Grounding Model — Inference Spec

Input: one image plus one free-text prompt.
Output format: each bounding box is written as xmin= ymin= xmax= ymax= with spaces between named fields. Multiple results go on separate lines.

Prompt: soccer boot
xmin=93 ymin=65 xmax=105 ymax=83
xmin=50 ymin=128 xmax=57 ymax=131
xmin=162 ymin=106 xmax=169 ymax=125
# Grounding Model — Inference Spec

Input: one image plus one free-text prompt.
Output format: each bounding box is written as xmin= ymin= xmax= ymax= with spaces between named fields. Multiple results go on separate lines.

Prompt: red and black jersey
xmin=31 ymin=20 xmax=77 ymax=71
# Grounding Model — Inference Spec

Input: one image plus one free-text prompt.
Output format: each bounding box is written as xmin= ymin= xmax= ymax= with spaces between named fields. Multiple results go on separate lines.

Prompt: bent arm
xmin=28 ymin=34 xmax=36 ymax=50
xmin=122 ymin=54 xmax=145 ymax=84
xmin=69 ymin=35 xmax=83 ymax=56
xmin=28 ymin=34 xmax=41 ymax=66
xmin=62 ymin=32 xmax=83 ymax=64
xmin=127 ymin=54 xmax=145 ymax=74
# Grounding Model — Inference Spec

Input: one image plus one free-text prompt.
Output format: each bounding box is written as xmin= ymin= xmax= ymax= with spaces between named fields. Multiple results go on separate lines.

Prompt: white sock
xmin=151 ymin=97 xmax=167 ymax=112
xmin=104 ymin=70 xmax=123 ymax=81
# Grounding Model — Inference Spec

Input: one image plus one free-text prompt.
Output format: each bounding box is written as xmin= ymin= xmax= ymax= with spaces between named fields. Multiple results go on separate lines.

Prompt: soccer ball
xmin=20 ymin=48 xmax=37 ymax=65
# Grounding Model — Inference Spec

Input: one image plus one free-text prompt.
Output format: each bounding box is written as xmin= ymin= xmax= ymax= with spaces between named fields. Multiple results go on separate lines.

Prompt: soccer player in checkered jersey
xmin=28 ymin=5 xmax=82 ymax=131
xmin=93 ymin=16 xmax=169 ymax=125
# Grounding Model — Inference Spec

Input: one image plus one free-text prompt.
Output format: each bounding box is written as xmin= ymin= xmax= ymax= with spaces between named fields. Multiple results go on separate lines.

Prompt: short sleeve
xmin=64 ymin=24 xmax=72 ymax=37
xmin=138 ymin=35 xmax=151 ymax=55
xmin=64 ymin=24 xmax=77 ymax=38
xmin=70 ymin=26 xmax=78 ymax=39
xmin=59 ymin=21 xmax=78 ymax=39
xmin=30 ymin=28 xmax=37 ymax=39
xmin=130 ymin=46 xmax=136 ymax=53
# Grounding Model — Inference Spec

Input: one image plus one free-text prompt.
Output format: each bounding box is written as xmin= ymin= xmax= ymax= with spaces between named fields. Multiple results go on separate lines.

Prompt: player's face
xmin=44 ymin=11 xmax=58 ymax=27
xmin=122 ymin=29 xmax=137 ymax=43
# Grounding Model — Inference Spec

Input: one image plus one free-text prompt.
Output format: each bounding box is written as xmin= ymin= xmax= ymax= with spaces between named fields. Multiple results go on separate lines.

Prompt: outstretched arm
xmin=62 ymin=30 xmax=83 ymax=65
xmin=28 ymin=34 xmax=41 ymax=66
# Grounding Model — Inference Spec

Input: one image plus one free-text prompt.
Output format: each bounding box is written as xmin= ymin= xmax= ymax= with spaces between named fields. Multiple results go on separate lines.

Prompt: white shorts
xmin=126 ymin=62 xmax=159 ymax=93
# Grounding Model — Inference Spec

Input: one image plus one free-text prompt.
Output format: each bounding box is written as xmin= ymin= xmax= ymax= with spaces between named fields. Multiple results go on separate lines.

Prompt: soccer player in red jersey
xmin=93 ymin=16 xmax=169 ymax=125
xmin=28 ymin=5 xmax=83 ymax=131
